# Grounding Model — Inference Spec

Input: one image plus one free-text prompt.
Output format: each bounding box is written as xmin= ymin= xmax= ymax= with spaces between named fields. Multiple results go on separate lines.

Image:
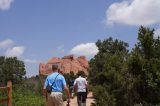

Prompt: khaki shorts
xmin=47 ymin=92 xmax=63 ymax=106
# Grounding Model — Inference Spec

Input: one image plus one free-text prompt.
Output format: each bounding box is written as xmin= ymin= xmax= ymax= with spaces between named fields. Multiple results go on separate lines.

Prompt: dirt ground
xmin=64 ymin=92 xmax=95 ymax=106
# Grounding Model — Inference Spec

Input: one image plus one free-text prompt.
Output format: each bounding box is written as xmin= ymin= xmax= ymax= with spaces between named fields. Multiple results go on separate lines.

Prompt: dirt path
xmin=64 ymin=92 xmax=95 ymax=106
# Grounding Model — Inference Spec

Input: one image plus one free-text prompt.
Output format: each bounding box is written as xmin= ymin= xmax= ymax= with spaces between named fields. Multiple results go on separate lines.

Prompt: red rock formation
xmin=39 ymin=55 xmax=89 ymax=75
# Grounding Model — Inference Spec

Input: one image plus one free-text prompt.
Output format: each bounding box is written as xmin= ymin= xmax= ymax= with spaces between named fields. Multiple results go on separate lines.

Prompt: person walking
xmin=69 ymin=79 xmax=74 ymax=98
xmin=74 ymin=72 xmax=88 ymax=106
xmin=44 ymin=64 xmax=70 ymax=106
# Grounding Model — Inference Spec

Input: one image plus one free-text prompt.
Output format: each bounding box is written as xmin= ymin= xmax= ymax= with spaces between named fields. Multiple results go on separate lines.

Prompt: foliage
xmin=0 ymin=90 xmax=8 ymax=106
xmin=92 ymin=85 xmax=116 ymax=106
xmin=0 ymin=57 xmax=26 ymax=85
xmin=12 ymin=84 xmax=45 ymax=106
xmin=76 ymin=71 xmax=87 ymax=78
xmin=0 ymin=76 xmax=46 ymax=106
xmin=89 ymin=26 xmax=160 ymax=106
xmin=23 ymin=75 xmax=44 ymax=95
xmin=63 ymin=71 xmax=77 ymax=85
xmin=89 ymin=37 xmax=129 ymax=106
xmin=127 ymin=26 xmax=160 ymax=105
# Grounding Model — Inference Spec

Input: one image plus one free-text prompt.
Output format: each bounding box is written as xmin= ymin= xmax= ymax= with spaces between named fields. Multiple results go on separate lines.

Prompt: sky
xmin=0 ymin=0 xmax=160 ymax=77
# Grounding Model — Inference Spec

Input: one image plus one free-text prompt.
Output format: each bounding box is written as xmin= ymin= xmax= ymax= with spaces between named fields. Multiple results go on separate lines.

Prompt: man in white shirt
xmin=74 ymin=72 xmax=88 ymax=106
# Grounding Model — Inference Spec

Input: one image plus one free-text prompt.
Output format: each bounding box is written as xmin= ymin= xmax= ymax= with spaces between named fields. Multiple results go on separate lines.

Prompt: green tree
xmin=89 ymin=37 xmax=129 ymax=106
xmin=89 ymin=26 xmax=160 ymax=106
xmin=128 ymin=26 xmax=160 ymax=105
xmin=0 ymin=56 xmax=26 ymax=85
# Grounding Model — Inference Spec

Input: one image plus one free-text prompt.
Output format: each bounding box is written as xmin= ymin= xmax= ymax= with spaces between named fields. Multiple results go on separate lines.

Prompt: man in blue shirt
xmin=44 ymin=64 xmax=70 ymax=106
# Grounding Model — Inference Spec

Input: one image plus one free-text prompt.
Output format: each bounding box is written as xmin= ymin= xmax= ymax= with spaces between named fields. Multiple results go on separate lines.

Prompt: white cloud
xmin=0 ymin=39 xmax=14 ymax=49
xmin=5 ymin=46 xmax=25 ymax=57
xmin=24 ymin=59 xmax=39 ymax=64
xmin=0 ymin=0 xmax=14 ymax=10
xmin=106 ymin=0 xmax=160 ymax=26
xmin=69 ymin=43 xmax=98 ymax=56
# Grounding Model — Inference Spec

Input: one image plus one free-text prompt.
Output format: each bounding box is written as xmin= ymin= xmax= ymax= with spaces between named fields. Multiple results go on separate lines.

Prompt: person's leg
xmin=71 ymin=86 xmax=74 ymax=98
xmin=81 ymin=92 xmax=86 ymax=106
xmin=81 ymin=102 xmax=86 ymax=106
xmin=77 ymin=92 xmax=82 ymax=106
xmin=47 ymin=93 xmax=55 ymax=106
xmin=53 ymin=92 xmax=64 ymax=106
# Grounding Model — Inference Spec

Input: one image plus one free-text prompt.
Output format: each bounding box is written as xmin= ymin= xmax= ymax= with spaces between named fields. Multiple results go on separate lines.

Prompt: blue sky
xmin=0 ymin=0 xmax=160 ymax=77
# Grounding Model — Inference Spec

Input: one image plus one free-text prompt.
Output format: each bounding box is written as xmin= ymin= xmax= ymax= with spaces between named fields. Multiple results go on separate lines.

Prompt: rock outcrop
xmin=39 ymin=55 xmax=89 ymax=75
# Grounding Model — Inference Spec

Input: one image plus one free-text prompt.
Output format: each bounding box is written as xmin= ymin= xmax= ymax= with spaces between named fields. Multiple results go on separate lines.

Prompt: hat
xmin=52 ymin=64 xmax=59 ymax=70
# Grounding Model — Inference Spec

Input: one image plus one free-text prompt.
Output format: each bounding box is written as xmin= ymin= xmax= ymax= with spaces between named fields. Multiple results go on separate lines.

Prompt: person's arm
xmin=85 ymin=79 xmax=89 ymax=93
xmin=43 ymin=78 xmax=48 ymax=100
xmin=64 ymin=85 xmax=70 ymax=103
xmin=62 ymin=76 xmax=70 ymax=103
xmin=73 ymin=80 xmax=77 ymax=93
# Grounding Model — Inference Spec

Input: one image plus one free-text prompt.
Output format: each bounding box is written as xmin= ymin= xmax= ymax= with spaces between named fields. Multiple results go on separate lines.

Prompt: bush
xmin=12 ymin=84 xmax=45 ymax=106
xmin=92 ymin=85 xmax=116 ymax=106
